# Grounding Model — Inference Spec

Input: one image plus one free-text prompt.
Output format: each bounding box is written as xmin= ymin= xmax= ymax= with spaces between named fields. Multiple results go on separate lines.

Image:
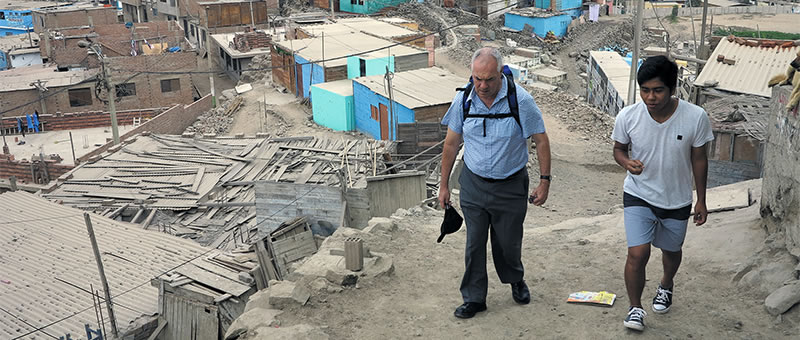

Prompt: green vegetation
xmin=713 ymin=27 xmax=800 ymax=40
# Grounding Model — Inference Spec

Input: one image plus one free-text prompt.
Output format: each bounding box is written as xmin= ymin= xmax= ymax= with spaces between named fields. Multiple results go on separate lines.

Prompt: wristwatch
xmin=540 ymin=175 xmax=551 ymax=181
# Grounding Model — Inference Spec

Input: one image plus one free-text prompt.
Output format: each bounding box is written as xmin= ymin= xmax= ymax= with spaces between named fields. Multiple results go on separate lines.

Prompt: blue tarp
xmin=32 ymin=113 xmax=40 ymax=132
xmin=25 ymin=115 xmax=33 ymax=130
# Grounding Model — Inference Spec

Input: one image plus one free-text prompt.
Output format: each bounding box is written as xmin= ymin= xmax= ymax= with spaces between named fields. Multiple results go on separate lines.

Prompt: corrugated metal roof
xmin=300 ymin=17 xmax=421 ymax=40
xmin=0 ymin=191 xmax=210 ymax=339
xmin=590 ymin=51 xmax=632 ymax=101
xmin=273 ymin=32 xmax=425 ymax=68
xmin=353 ymin=67 xmax=465 ymax=109
xmin=0 ymin=66 xmax=97 ymax=92
xmin=312 ymin=78 xmax=353 ymax=96
xmin=694 ymin=38 xmax=800 ymax=97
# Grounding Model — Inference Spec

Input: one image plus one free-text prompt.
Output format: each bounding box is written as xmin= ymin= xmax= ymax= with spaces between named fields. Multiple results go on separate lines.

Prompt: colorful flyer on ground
xmin=566 ymin=291 xmax=616 ymax=307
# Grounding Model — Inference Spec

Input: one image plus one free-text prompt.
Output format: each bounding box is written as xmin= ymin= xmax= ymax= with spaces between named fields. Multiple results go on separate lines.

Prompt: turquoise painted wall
xmin=294 ymin=54 xmax=326 ymax=99
xmin=504 ymin=12 xmax=572 ymax=37
xmin=346 ymin=56 xmax=395 ymax=79
xmin=339 ymin=0 xmax=410 ymax=15
xmin=353 ymin=81 xmax=415 ymax=140
xmin=311 ymin=85 xmax=355 ymax=131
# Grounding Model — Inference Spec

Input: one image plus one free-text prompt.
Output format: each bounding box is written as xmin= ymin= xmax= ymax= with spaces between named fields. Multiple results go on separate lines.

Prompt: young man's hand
xmin=693 ymin=201 xmax=708 ymax=226
xmin=438 ymin=185 xmax=451 ymax=209
xmin=529 ymin=181 xmax=549 ymax=206
xmin=625 ymin=159 xmax=644 ymax=175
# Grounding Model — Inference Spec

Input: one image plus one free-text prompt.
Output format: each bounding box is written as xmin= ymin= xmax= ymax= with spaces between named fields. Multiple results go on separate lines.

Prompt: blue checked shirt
xmin=441 ymin=76 xmax=546 ymax=179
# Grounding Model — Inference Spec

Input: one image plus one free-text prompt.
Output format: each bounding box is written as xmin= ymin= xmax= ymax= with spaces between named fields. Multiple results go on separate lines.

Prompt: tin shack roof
xmin=274 ymin=31 xmax=425 ymax=68
xmin=589 ymin=50 xmax=632 ymax=102
xmin=0 ymin=66 xmax=97 ymax=92
xmin=312 ymin=78 xmax=353 ymax=96
xmin=298 ymin=17 xmax=421 ymax=40
xmin=694 ymin=37 xmax=800 ymax=97
xmin=0 ymin=191 xmax=217 ymax=338
xmin=354 ymin=67 xmax=465 ymax=109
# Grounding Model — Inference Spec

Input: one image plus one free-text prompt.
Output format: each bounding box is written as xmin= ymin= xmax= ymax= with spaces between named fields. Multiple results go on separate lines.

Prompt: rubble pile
xmin=184 ymin=96 xmax=240 ymax=135
xmin=528 ymin=86 xmax=615 ymax=142
xmin=239 ymin=53 xmax=272 ymax=85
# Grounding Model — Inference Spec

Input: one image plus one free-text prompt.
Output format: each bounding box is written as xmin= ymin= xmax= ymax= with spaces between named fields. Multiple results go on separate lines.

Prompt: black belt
xmin=473 ymin=167 xmax=525 ymax=183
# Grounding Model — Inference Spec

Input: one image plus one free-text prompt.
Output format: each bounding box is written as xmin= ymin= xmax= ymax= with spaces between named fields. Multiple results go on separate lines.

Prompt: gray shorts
xmin=624 ymin=206 xmax=689 ymax=252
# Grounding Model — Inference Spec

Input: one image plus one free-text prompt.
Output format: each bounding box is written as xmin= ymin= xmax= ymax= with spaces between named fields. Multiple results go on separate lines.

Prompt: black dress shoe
xmin=454 ymin=302 xmax=487 ymax=319
xmin=511 ymin=280 xmax=530 ymax=304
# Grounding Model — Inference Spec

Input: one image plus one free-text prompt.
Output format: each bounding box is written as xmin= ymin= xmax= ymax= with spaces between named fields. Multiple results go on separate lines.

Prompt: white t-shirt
xmin=612 ymin=100 xmax=714 ymax=209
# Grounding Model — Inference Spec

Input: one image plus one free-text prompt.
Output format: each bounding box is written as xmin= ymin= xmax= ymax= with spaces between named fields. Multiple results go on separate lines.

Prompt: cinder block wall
xmin=761 ymin=85 xmax=800 ymax=256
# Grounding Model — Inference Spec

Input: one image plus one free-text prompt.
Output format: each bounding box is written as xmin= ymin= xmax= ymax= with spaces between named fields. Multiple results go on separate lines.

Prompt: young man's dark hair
xmin=636 ymin=56 xmax=679 ymax=91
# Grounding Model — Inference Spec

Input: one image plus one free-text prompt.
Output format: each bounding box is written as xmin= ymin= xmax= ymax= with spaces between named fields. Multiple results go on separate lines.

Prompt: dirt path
xmin=277 ymin=176 xmax=791 ymax=338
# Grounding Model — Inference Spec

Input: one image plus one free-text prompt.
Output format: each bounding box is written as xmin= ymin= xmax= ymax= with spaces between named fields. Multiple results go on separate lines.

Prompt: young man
xmin=439 ymin=47 xmax=551 ymax=319
xmin=611 ymin=56 xmax=714 ymax=331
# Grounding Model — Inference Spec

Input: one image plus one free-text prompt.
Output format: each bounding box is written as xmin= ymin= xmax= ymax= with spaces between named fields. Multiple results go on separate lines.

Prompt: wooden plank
xmin=255 ymin=239 xmax=278 ymax=284
xmin=192 ymin=167 xmax=205 ymax=193
xmin=146 ymin=318 xmax=167 ymax=340
xmin=190 ymin=258 xmax=249 ymax=286
xmin=294 ymin=161 xmax=319 ymax=184
xmin=175 ymin=263 xmax=251 ymax=297
xmin=272 ymin=164 xmax=289 ymax=182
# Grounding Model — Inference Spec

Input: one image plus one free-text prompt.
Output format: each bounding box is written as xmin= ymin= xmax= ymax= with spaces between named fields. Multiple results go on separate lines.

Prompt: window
xmin=68 ymin=88 xmax=93 ymax=107
xmin=4 ymin=32 xmax=11 ymax=36
xmin=359 ymin=58 xmax=366 ymax=77
xmin=170 ymin=0 xmax=177 ymax=7
xmin=160 ymin=79 xmax=180 ymax=93
xmin=115 ymin=83 xmax=136 ymax=97
xmin=160 ymin=0 xmax=166 ymax=2
xmin=370 ymin=105 xmax=379 ymax=121
xmin=358 ymin=0 xmax=364 ymax=5
xmin=220 ymin=47 xmax=224 ymax=58
xmin=0 ymin=12 xmax=5 ymax=20
xmin=350 ymin=0 xmax=356 ymax=4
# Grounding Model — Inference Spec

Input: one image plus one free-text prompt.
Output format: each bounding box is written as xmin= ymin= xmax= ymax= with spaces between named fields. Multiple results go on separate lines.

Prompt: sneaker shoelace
xmin=654 ymin=288 xmax=671 ymax=305
xmin=629 ymin=307 xmax=647 ymax=321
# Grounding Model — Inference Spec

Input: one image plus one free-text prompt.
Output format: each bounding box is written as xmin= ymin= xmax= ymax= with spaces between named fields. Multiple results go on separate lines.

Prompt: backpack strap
xmin=455 ymin=66 xmax=522 ymax=137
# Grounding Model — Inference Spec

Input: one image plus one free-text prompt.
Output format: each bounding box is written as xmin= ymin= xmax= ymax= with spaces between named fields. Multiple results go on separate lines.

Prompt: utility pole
xmin=329 ymin=0 xmax=335 ymax=20
xmin=30 ymin=80 xmax=48 ymax=115
xmin=249 ymin=0 xmax=255 ymax=29
xmin=385 ymin=66 xmax=396 ymax=140
xmin=698 ymin=0 xmax=709 ymax=64
xmin=102 ymin=56 xmax=120 ymax=145
xmin=84 ymin=213 xmax=119 ymax=338
xmin=205 ymin=8 xmax=216 ymax=108
xmin=627 ymin=0 xmax=644 ymax=106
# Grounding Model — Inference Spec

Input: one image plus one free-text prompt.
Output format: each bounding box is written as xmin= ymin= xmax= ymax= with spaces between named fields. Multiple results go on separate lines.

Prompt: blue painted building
xmin=0 ymin=9 xmax=33 ymax=36
xmin=311 ymin=79 xmax=355 ymax=131
xmin=534 ymin=0 xmax=582 ymax=13
xmin=504 ymin=7 xmax=573 ymax=37
xmin=352 ymin=67 xmax=464 ymax=140
xmin=339 ymin=0 xmax=410 ymax=15
xmin=293 ymin=54 xmax=327 ymax=99
xmin=346 ymin=56 xmax=394 ymax=79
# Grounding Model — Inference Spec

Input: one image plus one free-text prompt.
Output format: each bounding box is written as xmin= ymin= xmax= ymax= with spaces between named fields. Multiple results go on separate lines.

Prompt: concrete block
xmin=250 ymin=324 xmax=329 ymax=340
xmin=235 ymin=133 xmax=245 ymax=138
xmin=325 ymin=269 xmax=359 ymax=287
xmin=268 ymin=281 xmax=310 ymax=309
xmin=243 ymin=288 xmax=272 ymax=313
xmin=256 ymin=132 xmax=269 ymax=138
xmin=182 ymin=132 xmax=195 ymax=138
xmin=224 ymin=307 xmax=282 ymax=340
xmin=363 ymin=217 xmax=396 ymax=234
xmin=765 ymin=282 xmax=800 ymax=316
xmin=204 ymin=133 xmax=217 ymax=138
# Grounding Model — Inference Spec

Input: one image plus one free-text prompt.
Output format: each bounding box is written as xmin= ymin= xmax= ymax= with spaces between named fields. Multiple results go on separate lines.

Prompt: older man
xmin=439 ymin=47 xmax=552 ymax=319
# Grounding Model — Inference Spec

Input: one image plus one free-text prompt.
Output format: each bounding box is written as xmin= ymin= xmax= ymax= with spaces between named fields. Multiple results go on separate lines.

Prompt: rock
xmin=250 ymin=324 xmax=329 ymax=340
xmin=363 ymin=217 xmax=396 ymax=234
xmin=568 ymin=51 xmax=579 ymax=58
xmin=222 ymin=89 xmax=237 ymax=101
xmin=269 ymin=281 xmax=310 ymax=309
xmin=765 ymin=282 xmax=800 ymax=316
xmin=244 ymin=289 xmax=272 ymax=312
xmin=393 ymin=208 xmax=410 ymax=217
xmin=325 ymin=270 xmax=359 ymax=287
xmin=540 ymin=54 xmax=551 ymax=64
xmin=238 ymin=272 xmax=254 ymax=285
xmin=224 ymin=307 xmax=282 ymax=340
xmin=308 ymin=277 xmax=331 ymax=292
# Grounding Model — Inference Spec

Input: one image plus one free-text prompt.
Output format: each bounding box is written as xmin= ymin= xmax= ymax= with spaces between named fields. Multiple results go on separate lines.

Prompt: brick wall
xmin=0 ymin=159 xmax=73 ymax=184
xmin=33 ymin=7 xmax=119 ymax=34
xmin=232 ymin=31 xmax=272 ymax=52
xmin=77 ymin=94 xmax=212 ymax=163
xmin=1 ymin=108 xmax=164 ymax=134
xmin=1 ymin=53 xmax=197 ymax=118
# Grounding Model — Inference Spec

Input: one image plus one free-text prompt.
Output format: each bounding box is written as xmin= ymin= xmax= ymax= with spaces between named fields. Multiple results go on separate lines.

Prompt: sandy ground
xmin=274 ymin=148 xmax=796 ymax=339
xmin=4 ymin=125 xmax=136 ymax=166
xmin=700 ymin=13 xmax=800 ymax=34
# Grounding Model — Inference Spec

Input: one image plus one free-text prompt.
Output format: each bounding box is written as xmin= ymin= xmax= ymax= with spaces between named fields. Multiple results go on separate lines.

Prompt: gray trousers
xmin=458 ymin=165 xmax=529 ymax=303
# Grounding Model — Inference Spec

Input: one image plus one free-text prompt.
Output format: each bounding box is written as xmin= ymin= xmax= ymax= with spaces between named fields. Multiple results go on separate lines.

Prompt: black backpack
xmin=457 ymin=65 xmax=520 ymax=137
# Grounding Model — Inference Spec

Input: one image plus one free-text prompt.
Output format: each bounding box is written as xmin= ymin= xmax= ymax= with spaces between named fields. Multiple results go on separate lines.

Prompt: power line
xmin=109 ymin=1 xmax=524 ymax=75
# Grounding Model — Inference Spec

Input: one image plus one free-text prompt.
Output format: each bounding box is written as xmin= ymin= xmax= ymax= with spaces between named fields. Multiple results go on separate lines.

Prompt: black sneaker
xmin=623 ymin=306 xmax=647 ymax=331
xmin=454 ymin=302 xmax=487 ymax=319
xmin=652 ymin=285 xmax=673 ymax=314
